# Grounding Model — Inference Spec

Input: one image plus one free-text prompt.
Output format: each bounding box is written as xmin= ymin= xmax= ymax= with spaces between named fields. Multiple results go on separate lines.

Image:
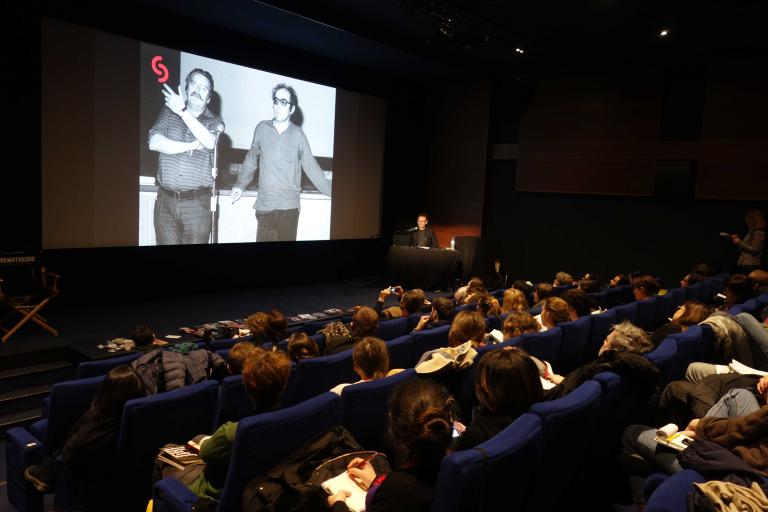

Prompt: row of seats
xmin=7 ymin=275 xmax=746 ymax=511
xmin=640 ymin=290 xmax=768 ymax=511
xmin=6 ymin=368 xmax=417 ymax=512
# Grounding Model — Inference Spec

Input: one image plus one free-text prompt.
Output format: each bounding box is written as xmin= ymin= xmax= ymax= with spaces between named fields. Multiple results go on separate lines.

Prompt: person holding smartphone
xmin=374 ymin=286 xmax=430 ymax=319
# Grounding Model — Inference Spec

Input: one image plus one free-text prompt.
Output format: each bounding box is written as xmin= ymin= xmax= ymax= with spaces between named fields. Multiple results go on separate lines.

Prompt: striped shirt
xmin=148 ymin=106 xmax=222 ymax=191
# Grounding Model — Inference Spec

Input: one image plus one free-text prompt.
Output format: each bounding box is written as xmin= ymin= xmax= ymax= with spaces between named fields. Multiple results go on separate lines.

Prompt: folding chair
xmin=1 ymin=253 xmax=60 ymax=343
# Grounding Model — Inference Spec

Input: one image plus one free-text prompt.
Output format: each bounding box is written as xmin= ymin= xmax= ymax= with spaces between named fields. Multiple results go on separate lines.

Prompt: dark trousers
xmin=256 ymin=209 xmax=300 ymax=242
xmin=154 ymin=191 xmax=212 ymax=245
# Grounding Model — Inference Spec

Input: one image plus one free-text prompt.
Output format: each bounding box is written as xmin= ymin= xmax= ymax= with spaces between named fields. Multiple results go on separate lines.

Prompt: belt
xmin=159 ymin=187 xmax=211 ymax=200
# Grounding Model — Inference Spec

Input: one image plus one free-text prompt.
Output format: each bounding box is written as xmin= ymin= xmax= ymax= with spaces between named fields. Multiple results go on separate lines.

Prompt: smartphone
xmin=452 ymin=427 xmax=460 ymax=438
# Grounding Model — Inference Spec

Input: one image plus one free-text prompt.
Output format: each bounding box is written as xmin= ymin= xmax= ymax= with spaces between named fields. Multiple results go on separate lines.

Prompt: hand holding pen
xmin=347 ymin=453 xmax=378 ymax=491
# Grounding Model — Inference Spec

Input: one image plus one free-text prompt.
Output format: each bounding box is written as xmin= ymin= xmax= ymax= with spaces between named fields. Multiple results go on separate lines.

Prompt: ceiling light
xmin=515 ymin=47 xmax=524 ymax=54
xmin=659 ymin=29 xmax=669 ymax=37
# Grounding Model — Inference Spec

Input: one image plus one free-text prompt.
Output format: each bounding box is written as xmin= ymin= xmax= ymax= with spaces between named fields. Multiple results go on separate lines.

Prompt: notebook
xmin=321 ymin=471 xmax=367 ymax=512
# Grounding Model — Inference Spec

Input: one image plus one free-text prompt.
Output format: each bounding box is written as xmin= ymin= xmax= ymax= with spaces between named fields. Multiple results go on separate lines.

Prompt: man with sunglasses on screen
xmin=230 ymin=84 xmax=333 ymax=242
xmin=148 ymin=68 xmax=222 ymax=245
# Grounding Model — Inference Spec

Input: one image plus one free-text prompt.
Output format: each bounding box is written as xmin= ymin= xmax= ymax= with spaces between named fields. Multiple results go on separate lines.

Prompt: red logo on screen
xmin=151 ymin=56 xmax=169 ymax=83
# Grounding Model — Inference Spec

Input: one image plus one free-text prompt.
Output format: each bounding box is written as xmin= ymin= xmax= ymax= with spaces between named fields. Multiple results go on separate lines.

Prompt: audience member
xmin=452 ymin=347 xmax=543 ymax=451
xmin=650 ymin=301 xmax=712 ymax=346
xmin=413 ymin=297 xmax=454 ymax=331
xmin=25 ymin=366 xmax=146 ymax=511
xmin=171 ymin=351 xmax=292 ymax=501
xmin=448 ymin=310 xmax=487 ymax=348
xmin=476 ymin=294 xmax=502 ymax=318
xmin=553 ymin=271 xmax=574 ymax=287
xmin=679 ymin=272 xmax=705 ymax=288
xmin=328 ymin=378 xmax=454 ymax=511
xmin=130 ymin=324 xmax=165 ymax=351
xmin=324 ymin=306 xmax=379 ymax=355
xmin=609 ymin=274 xmax=630 ymax=288
xmin=560 ymin=288 xmax=598 ymax=318
xmin=532 ymin=283 xmax=554 ymax=308
xmin=287 ymin=332 xmax=320 ymax=362
xmin=502 ymin=311 xmax=541 ymax=339
xmin=245 ymin=309 xmax=286 ymax=346
xmin=375 ymin=286 xmax=429 ymax=319
xmin=227 ymin=341 xmax=261 ymax=374
xmin=578 ymin=278 xmax=600 ymax=294
xmin=511 ymin=279 xmax=533 ymax=301
xmin=631 ymin=275 xmax=661 ymax=301
xmin=331 ymin=336 xmax=390 ymax=394
xmin=540 ymin=297 xmax=571 ymax=330
xmin=720 ymin=274 xmax=754 ymax=311
xmin=501 ymin=288 xmax=528 ymax=315
xmin=544 ymin=321 xmax=658 ymax=402
xmin=748 ymin=269 xmax=768 ymax=294
xmin=621 ymin=379 xmax=768 ymax=511
xmin=455 ymin=277 xmax=486 ymax=304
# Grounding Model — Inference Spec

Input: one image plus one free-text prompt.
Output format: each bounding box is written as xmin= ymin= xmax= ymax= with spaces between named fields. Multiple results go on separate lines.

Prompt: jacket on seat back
xmin=131 ymin=348 xmax=226 ymax=394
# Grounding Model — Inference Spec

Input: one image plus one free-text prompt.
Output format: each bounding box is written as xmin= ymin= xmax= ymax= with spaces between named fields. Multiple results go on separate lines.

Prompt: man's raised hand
xmin=162 ymin=84 xmax=186 ymax=115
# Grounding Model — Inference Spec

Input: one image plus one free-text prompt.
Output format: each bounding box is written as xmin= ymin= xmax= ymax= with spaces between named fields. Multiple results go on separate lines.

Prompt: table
xmin=385 ymin=246 xmax=460 ymax=291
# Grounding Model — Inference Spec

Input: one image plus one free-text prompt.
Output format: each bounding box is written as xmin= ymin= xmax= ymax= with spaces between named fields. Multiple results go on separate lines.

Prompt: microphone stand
xmin=209 ymin=127 xmax=224 ymax=244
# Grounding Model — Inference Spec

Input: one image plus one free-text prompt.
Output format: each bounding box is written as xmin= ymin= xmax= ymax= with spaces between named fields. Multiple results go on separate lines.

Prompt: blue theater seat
xmin=557 ymin=316 xmax=592 ymax=374
xmin=153 ymin=392 xmax=341 ymax=512
xmin=5 ymin=375 xmax=105 ymax=512
xmin=75 ymin=352 xmax=141 ymax=379
xmin=339 ymin=369 xmax=415 ymax=451
xmin=432 ymin=413 xmax=544 ymax=512
xmin=528 ymin=380 xmax=602 ymax=509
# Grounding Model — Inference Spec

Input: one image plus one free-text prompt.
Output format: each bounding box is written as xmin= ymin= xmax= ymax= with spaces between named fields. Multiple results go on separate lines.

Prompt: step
xmin=0 ymin=361 xmax=75 ymax=394
xmin=0 ymin=408 xmax=42 ymax=433
xmin=0 ymin=384 xmax=50 ymax=418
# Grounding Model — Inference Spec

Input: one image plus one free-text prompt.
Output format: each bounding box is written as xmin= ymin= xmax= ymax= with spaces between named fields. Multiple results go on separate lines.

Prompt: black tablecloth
xmin=385 ymin=246 xmax=460 ymax=291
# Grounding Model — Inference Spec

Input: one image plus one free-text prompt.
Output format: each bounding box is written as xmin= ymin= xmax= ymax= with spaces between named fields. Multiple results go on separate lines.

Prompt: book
xmin=158 ymin=444 xmax=203 ymax=470
xmin=321 ymin=471 xmax=367 ymax=512
xmin=655 ymin=424 xmax=694 ymax=451
xmin=186 ymin=434 xmax=211 ymax=454
xmin=728 ymin=359 xmax=768 ymax=377
xmin=488 ymin=329 xmax=504 ymax=343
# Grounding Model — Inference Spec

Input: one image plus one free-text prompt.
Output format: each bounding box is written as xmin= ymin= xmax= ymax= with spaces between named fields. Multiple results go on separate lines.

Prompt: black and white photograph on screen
xmin=139 ymin=44 xmax=336 ymax=246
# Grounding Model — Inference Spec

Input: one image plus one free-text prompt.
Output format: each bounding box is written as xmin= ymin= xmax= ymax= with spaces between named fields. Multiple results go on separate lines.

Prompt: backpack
xmin=242 ymin=426 xmax=390 ymax=512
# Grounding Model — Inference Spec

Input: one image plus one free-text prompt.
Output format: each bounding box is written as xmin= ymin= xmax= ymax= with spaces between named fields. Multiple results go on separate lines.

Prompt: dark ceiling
xmin=138 ymin=0 xmax=768 ymax=78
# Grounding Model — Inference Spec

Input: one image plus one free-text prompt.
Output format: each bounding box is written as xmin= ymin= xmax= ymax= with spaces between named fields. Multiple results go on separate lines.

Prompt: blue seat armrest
xmin=6 ymin=428 xmax=45 ymax=512
xmin=6 ymin=427 xmax=44 ymax=468
xmin=29 ymin=419 xmax=48 ymax=443
xmin=153 ymin=477 xmax=199 ymax=512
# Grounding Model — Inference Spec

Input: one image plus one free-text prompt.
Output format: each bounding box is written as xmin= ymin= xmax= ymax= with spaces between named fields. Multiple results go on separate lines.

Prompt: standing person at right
xmin=732 ymin=209 xmax=766 ymax=274
xmin=231 ymin=84 xmax=332 ymax=242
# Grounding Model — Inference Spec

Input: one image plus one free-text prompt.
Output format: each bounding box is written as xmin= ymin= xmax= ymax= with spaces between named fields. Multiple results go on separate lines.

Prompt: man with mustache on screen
xmin=148 ymin=68 xmax=222 ymax=245
xmin=231 ymin=84 xmax=333 ymax=242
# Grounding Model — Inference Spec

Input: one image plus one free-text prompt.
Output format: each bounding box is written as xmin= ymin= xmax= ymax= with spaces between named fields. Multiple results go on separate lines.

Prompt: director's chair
xmin=0 ymin=257 xmax=60 ymax=343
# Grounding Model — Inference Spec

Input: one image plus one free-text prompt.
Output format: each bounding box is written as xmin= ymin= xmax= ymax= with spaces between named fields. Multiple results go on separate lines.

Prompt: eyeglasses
xmin=273 ymin=97 xmax=293 ymax=107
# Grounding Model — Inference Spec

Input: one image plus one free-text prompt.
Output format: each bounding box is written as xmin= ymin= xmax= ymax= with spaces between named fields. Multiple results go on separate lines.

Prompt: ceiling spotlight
xmin=515 ymin=47 xmax=525 ymax=54
xmin=659 ymin=29 xmax=669 ymax=37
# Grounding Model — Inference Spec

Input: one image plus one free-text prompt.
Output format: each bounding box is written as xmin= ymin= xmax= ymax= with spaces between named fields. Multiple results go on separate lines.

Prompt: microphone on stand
xmin=405 ymin=226 xmax=419 ymax=232
xmin=212 ymin=122 xmax=225 ymax=180
xmin=210 ymin=122 xmax=225 ymax=244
